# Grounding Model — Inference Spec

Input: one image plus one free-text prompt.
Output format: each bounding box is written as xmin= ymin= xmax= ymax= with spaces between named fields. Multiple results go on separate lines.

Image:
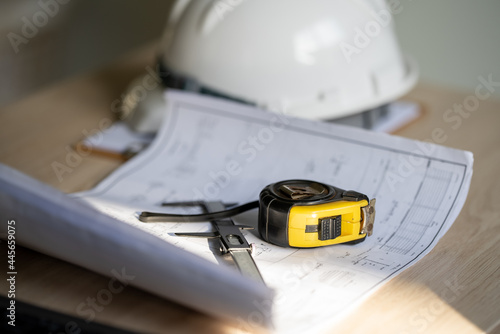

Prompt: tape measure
xmin=258 ymin=180 xmax=375 ymax=248
xmin=139 ymin=179 xmax=376 ymax=248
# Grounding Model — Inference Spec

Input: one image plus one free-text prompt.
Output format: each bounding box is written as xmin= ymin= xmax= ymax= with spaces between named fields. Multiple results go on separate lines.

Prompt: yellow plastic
xmin=288 ymin=200 xmax=368 ymax=247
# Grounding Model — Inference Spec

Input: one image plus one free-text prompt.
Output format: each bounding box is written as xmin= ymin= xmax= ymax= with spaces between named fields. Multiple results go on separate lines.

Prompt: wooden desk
xmin=1 ymin=44 xmax=499 ymax=333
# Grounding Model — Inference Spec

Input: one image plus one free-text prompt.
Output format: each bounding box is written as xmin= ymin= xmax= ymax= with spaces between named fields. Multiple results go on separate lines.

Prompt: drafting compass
xmin=140 ymin=200 xmax=265 ymax=283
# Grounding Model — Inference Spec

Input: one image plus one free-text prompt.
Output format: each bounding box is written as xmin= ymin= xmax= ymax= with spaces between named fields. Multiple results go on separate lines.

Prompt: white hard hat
xmin=157 ymin=0 xmax=418 ymax=120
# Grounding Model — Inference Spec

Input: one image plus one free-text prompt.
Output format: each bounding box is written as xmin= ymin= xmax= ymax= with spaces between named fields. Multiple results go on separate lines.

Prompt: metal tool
xmin=141 ymin=201 xmax=265 ymax=284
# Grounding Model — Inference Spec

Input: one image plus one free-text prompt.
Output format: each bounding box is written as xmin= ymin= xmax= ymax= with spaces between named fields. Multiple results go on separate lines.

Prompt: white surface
xmin=161 ymin=0 xmax=418 ymax=119
xmin=0 ymin=163 xmax=273 ymax=328
xmin=76 ymin=91 xmax=473 ymax=333
xmin=372 ymin=100 xmax=420 ymax=132
xmin=82 ymin=122 xmax=154 ymax=153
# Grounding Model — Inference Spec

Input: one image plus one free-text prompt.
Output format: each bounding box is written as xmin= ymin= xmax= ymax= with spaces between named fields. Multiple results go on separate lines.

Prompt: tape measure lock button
xmin=318 ymin=215 xmax=342 ymax=241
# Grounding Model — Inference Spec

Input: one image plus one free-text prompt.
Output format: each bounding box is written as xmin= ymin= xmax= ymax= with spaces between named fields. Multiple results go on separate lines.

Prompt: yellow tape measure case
xmin=258 ymin=180 xmax=374 ymax=248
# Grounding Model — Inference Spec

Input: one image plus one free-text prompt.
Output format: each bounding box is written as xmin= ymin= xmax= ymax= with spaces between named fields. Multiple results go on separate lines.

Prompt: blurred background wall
xmin=393 ymin=0 xmax=500 ymax=98
xmin=1 ymin=0 xmax=499 ymax=108
xmin=0 ymin=0 xmax=173 ymax=107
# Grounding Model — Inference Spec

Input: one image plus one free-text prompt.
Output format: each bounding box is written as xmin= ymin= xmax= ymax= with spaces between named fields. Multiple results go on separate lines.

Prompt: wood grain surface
xmin=0 ymin=44 xmax=499 ymax=334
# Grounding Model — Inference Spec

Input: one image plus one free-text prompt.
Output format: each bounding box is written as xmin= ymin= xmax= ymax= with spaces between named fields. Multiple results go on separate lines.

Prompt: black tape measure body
xmin=258 ymin=180 xmax=369 ymax=247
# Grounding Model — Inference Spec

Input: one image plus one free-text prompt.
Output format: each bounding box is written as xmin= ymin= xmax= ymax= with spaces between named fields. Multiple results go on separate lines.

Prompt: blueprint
xmin=76 ymin=91 xmax=473 ymax=333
